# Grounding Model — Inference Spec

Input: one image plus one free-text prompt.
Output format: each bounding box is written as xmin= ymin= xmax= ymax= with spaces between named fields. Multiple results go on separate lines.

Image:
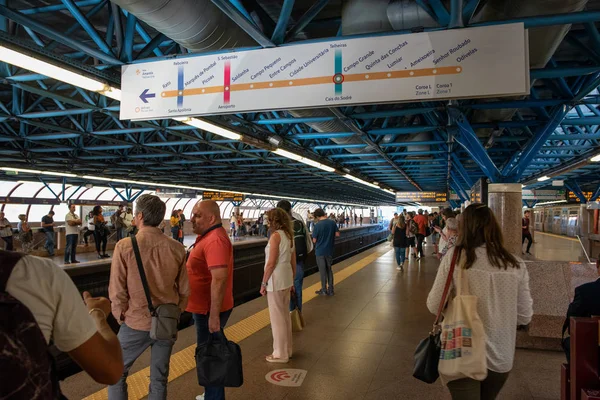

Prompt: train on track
xmin=533 ymin=204 xmax=584 ymax=237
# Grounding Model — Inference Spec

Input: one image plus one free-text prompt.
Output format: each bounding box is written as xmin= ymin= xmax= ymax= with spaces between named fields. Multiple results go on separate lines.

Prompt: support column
xmin=488 ymin=183 xmax=522 ymax=255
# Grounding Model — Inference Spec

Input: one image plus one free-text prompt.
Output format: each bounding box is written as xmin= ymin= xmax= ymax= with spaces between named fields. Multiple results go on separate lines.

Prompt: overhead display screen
xmin=202 ymin=191 xmax=245 ymax=202
xmin=470 ymin=178 xmax=488 ymax=204
xmin=395 ymin=191 xmax=448 ymax=203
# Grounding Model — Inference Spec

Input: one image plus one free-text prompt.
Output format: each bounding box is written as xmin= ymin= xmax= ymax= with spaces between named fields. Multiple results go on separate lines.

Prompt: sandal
xmin=266 ymin=355 xmax=289 ymax=363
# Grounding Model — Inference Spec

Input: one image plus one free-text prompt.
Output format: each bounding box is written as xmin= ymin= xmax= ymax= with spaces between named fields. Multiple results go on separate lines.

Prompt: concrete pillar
xmin=488 ymin=183 xmax=522 ymax=255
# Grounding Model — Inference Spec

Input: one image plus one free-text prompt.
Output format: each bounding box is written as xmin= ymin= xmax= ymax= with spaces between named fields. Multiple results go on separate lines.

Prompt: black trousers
xmin=1 ymin=236 xmax=13 ymax=251
xmin=522 ymin=232 xmax=532 ymax=253
xmin=416 ymin=234 xmax=425 ymax=257
xmin=94 ymin=230 xmax=107 ymax=254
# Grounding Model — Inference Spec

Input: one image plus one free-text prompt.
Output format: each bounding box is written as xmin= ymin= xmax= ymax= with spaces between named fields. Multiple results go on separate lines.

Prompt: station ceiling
xmin=1 ymin=0 xmax=600 ymax=205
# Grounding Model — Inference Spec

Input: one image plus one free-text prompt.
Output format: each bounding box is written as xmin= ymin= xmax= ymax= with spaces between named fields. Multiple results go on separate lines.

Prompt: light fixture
xmin=0 ymin=46 xmax=120 ymax=100
xmin=273 ymin=149 xmax=336 ymax=172
xmin=173 ymin=117 xmax=242 ymax=140
xmin=268 ymin=135 xmax=283 ymax=146
xmin=591 ymin=154 xmax=600 ymax=162
xmin=537 ymin=176 xmax=550 ymax=182
xmin=344 ymin=174 xmax=380 ymax=189
xmin=534 ymin=199 xmax=567 ymax=207
xmin=0 ymin=167 xmax=76 ymax=177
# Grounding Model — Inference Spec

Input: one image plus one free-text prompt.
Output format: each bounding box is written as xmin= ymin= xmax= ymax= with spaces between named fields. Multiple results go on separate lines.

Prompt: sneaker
xmin=315 ymin=290 xmax=327 ymax=295
xmin=102 ymin=253 xmax=110 ymax=258
xmin=196 ymin=394 xmax=205 ymax=400
xmin=327 ymin=290 xmax=335 ymax=296
xmin=72 ymin=260 xmax=80 ymax=264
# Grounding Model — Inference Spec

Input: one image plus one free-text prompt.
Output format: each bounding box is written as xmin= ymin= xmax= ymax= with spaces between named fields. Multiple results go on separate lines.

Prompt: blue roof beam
xmin=210 ymin=0 xmax=275 ymax=47
xmin=565 ymin=180 xmax=587 ymax=203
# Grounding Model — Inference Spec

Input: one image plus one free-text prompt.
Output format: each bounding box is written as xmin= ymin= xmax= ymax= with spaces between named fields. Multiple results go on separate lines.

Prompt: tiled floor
xmin=526 ymin=232 xmax=583 ymax=262
xmin=158 ymin=243 xmax=564 ymax=400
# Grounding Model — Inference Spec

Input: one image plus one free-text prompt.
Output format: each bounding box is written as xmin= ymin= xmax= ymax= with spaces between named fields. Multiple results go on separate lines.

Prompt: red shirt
xmin=186 ymin=226 xmax=234 ymax=314
xmin=413 ymin=214 xmax=428 ymax=236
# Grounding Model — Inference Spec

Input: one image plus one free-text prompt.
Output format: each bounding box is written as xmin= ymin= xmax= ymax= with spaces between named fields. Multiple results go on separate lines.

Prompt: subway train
xmin=533 ymin=204 xmax=583 ymax=237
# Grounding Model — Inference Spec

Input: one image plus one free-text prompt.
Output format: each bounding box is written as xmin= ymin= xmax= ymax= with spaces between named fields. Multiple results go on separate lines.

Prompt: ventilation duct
xmin=109 ymin=0 xmax=256 ymax=52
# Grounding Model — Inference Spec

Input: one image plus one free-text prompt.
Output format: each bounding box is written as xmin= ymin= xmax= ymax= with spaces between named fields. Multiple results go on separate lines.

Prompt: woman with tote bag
xmin=426 ymin=203 xmax=533 ymax=399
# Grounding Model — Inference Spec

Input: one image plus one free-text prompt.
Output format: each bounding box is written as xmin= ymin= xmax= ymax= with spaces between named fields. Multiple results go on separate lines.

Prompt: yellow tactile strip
xmin=84 ymin=247 xmax=391 ymax=400
xmin=535 ymin=231 xmax=579 ymax=242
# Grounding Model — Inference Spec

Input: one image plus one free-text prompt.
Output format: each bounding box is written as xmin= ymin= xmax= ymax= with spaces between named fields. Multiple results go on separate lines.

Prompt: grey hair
xmin=135 ymin=194 xmax=166 ymax=227
xmin=446 ymin=217 xmax=458 ymax=231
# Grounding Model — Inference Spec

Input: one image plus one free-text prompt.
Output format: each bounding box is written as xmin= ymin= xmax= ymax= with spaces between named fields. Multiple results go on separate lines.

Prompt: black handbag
xmin=195 ymin=330 xmax=243 ymax=388
xmin=413 ymin=249 xmax=459 ymax=384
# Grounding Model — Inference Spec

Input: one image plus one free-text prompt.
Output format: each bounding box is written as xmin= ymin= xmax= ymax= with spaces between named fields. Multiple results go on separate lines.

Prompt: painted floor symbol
xmin=265 ymin=369 xmax=307 ymax=387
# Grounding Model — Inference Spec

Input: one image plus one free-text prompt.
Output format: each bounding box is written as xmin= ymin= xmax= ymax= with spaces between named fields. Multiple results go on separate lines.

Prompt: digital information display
xmin=0 ymin=197 xmax=60 ymax=205
xmin=470 ymin=178 xmax=488 ymax=204
xmin=567 ymin=191 xmax=593 ymax=202
xmin=395 ymin=191 xmax=448 ymax=203
xmin=202 ymin=191 xmax=245 ymax=202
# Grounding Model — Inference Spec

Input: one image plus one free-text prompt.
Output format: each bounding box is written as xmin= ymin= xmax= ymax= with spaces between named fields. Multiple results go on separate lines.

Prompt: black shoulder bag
xmin=413 ymin=249 xmax=459 ymax=383
xmin=130 ymin=234 xmax=181 ymax=341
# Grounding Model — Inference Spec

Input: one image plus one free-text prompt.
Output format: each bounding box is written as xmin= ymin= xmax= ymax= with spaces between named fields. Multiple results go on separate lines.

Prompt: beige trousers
xmin=267 ymin=288 xmax=292 ymax=359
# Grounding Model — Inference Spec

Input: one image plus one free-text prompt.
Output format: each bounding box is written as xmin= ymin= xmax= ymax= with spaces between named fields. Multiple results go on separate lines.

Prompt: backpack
xmin=0 ymin=251 xmax=64 ymax=399
xmin=409 ymin=220 xmax=419 ymax=235
xmin=292 ymin=218 xmax=308 ymax=261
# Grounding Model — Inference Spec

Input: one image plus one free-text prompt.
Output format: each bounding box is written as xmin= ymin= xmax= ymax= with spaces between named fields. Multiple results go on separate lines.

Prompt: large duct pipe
xmin=109 ymin=0 xmax=256 ymax=52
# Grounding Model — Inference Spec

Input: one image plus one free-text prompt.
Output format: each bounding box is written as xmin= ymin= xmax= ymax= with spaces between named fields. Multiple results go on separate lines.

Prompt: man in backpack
xmin=1 ymin=251 xmax=124 ymax=398
xmin=277 ymin=200 xmax=313 ymax=311
xmin=108 ymin=194 xmax=189 ymax=400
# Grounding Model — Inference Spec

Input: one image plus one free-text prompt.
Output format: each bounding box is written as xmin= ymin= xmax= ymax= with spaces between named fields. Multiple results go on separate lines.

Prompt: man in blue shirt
xmin=311 ymin=208 xmax=340 ymax=296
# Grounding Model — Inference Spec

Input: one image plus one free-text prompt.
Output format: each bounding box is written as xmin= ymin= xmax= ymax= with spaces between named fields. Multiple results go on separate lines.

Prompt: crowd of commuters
xmin=1 ymin=197 xmax=567 ymax=400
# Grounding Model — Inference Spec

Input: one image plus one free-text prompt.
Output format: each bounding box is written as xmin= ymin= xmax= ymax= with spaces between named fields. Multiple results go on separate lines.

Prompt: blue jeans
xmin=193 ymin=309 xmax=233 ymax=400
xmin=108 ymin=324 xmax=175 ymax=400
xmin=289 ymin=260 xmax=304 ymax=311
xmin=64 ymin=234 xmax=78 ymax=263
xmin=44 ymin=231 xmax=55 ymax=255
xmin=394 ymin=247 xmax=406 ymax=266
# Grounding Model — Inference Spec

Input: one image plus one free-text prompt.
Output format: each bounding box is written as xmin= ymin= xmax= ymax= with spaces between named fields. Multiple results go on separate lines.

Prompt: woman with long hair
xmin=259 ymin=207 xmax=296 ymax=363
xmin=169 ymin=210 xmax=180 ymax=241
xmin=426 ymin=203 xmax=533 ymax=399
xmin=392 ymin=215 xmax=408 ymax=271
xmin=92 ymin=205 xmax=109 ymax=259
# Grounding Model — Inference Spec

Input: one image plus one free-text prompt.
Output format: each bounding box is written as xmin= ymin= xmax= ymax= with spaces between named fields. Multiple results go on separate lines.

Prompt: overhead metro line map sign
xmin=120 ymin=24 xmax=528 ymax=120
xmin=396 ymin=191 xmax=448 ymax=203
xmin=202 ymin=191 xmax=245 ymax=202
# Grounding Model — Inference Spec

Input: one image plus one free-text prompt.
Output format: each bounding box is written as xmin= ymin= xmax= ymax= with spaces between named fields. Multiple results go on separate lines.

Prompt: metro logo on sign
xmin=120 ymin=24 xmax=528 ymax=120
xmin=265 ymin=369 xmax=307 ymax=387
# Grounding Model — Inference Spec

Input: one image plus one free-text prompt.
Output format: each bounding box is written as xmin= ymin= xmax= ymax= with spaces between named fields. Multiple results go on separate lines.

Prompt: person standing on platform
xmin=41 ymin=210 xmax=55 ymax=256
xmin=186 ymin=200 xmax=234 ymax=400
xmin=229 ymin=213 xmax=237 ymax=238
xmin=178 ymin=209 xmax=186 ymax=244
xmin=65 ymin=204 xmax=82 ymax=264
xmin=413 ymin=209 xmax=428 ymax=260
xmin=360 ymin=213 xmax=363 ymax=226
xmin=437 ymin=208 xmax=455 ymax=254
xmin=17 ymin=214 xmax=33 ymax=253
xmin=123 ymin=207 xmax=134 ymax=236
xmin=392 ymin=215 xmax=408 ymax=271
xmin=111 ymin=209 xmax=125 ymax=242
xmin=170 ymin=210 xmax=181 ymax=241
xmin=277 ymin=200 xmax=312 ymax=312
xmin=0 ymin=211 xmax=14 ymax=251
xmin=436 ymin=217 xmax=458 ymax=260
xmin=260 ymin=208 xmax=295 ymax=363
xmin=522 ymin=210 xmax=533 ymax=255
xmin=427 ymin=204 xmax=533 ymax=400
xmin=92 ymin=206 xmax=109 ymax=259
xmin=108 ymin=194 xmax=189 ymax=400
xmin=405 ymin=212 xmax=418 ymax=261
xmin=389 ymin=213 xmax=398 ymax=231
xmin=312 ymin=208 xmax=340 ymax=296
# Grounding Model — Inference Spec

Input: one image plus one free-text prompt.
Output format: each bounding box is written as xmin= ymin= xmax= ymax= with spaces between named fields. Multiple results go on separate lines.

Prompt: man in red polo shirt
xmin=413 ymin=209 xmax=428 ymax=260
xmin=186 ymin=200 xmax=234 ymax=400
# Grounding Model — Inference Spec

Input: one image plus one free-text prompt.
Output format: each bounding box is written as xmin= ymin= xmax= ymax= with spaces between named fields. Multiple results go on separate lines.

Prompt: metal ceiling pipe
xmin=108 ymin=0 xmax=256 ymax=52
xmin=386 ymin=0 xmax=439 ymax=30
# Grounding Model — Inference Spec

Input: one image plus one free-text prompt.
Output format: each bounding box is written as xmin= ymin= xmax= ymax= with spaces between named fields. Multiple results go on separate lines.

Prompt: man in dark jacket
xmin=562 ymin=259 xmax=600 ymax=361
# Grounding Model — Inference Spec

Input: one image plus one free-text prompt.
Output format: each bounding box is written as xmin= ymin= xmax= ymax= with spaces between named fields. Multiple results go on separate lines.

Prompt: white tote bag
xmin=438 ymin=263 xmax=488 ymax=385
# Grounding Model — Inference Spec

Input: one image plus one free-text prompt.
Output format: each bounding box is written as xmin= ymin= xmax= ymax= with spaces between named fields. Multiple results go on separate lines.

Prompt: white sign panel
xmin=265 ymin=369 xmax=307 ymax=387
xmin=120 ymin=24 xmax=528 ymax=120
xmin=522 ymin=190 xmax=565 ymax=201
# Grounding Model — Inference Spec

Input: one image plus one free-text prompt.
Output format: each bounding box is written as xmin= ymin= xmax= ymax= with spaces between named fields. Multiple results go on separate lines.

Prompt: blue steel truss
xmin=1 ymin=1 xmax=600 ymax=205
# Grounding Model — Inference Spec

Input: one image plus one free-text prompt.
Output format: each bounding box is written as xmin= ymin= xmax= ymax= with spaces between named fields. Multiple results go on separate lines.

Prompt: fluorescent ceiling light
xmin=173 ymin=117 xmax=242 ymax=140
xmin=0 ymin=167 xmax=76 ymax=177
xmin=273 ymin=149 xmax=336 ymax=172
xmin=537 ymin=176 xmax=550 ymax=182
xmin=344 ymin=174 xmax=380 ymax=189
xmin=0 ymin=46 xmax=119 ymax=98
xmin=534 ymin=199 xmax=567 ymax=207
xmin=591 ymin=154 xmax=600 ymax=162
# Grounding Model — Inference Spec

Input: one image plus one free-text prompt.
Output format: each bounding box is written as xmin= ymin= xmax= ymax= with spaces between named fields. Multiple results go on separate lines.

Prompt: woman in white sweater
xmin=427 ymin=203 xmax=533 ymax=400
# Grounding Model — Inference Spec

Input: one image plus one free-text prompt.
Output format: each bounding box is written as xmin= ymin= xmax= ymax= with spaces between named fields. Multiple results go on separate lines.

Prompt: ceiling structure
xmin=1 ymin=0 xmax=600 ymax=206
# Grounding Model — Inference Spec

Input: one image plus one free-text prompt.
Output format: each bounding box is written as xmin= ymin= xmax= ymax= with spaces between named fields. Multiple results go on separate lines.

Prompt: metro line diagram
xmin=160 ymin=50 xmax=463 ymax=106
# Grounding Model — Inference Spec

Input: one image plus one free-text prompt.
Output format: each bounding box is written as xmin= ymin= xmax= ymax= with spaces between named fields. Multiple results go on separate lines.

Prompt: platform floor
xmin=62 ymin=240 xmax=565 ymax=400
xmin=526 ymin=231 xmax=584 ymax=262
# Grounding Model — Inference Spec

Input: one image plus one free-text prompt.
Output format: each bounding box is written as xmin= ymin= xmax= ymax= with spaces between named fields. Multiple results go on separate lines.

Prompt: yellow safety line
xmin=84 ymin=247 xmax=392 ymax=400
xmin=535 ymin=231 xmax=579 ymax=242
